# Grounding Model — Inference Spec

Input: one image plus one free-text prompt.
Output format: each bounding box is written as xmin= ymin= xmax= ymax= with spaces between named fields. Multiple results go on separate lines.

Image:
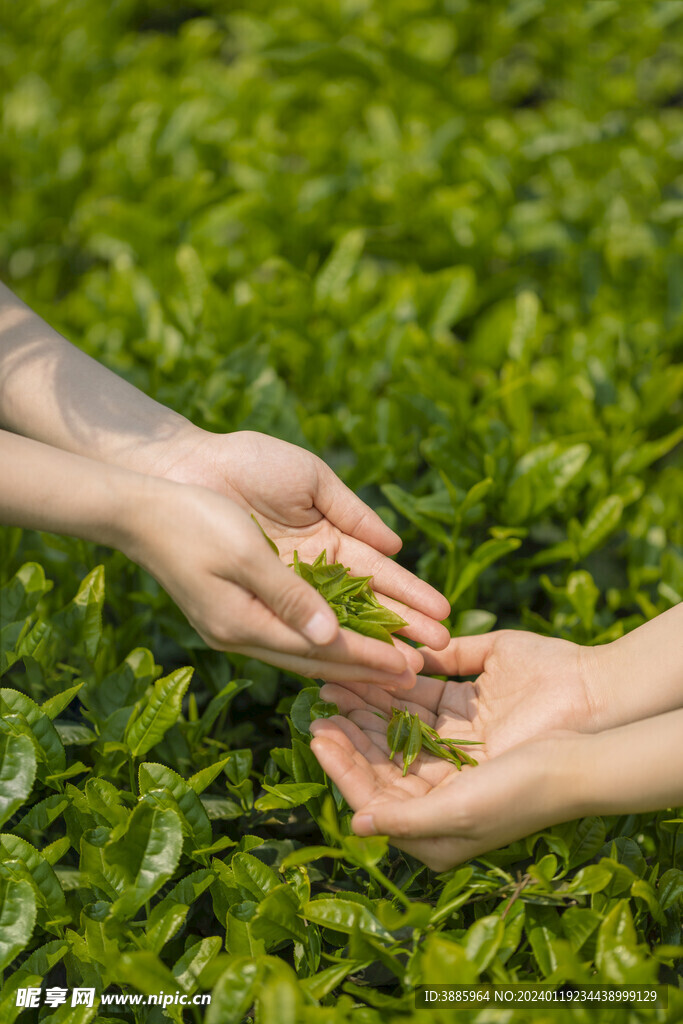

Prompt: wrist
xmin=111 ymin=471 xmax=175 ymax=569
xmin=119 ymin=416 xmax=206 ymax=481
xmin=536 ymin=733 xmax=591 ymax=821
xmin=577 ymin=640 xmax=618 ymax=733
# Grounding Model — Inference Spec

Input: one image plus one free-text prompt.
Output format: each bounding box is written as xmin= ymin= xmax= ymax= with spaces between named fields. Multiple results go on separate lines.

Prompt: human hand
xmin=310 ymin=630 xmax=598 ymax=869
xmin=311 ymin=670 xmax=683 ymax=871
xmin=307 ymin=630 xmax=597 ymax=868
xmin=310 ymin=678 xmax=582 ymax=870
xmin=414 ymin=630 xmax=603 ymax=754
xmin=156 ymin=428 xmax=451 ymax=658
xmin=122 ymin=474 xmax=422 ymax=687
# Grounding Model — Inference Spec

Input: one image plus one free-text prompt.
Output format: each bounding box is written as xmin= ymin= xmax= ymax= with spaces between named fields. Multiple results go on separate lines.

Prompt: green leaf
xmin=302 ymin=898 xmax=392 ymax=941
xmin=145 ymin=903 xmax=188 ymax=954
xmin=315 ymin=227 xmax=365 ymax=303
xmin=124 ymin=666 xmax=193 ymax=758
xmin=381 ymin=484 xmax=453 ymax=548
xmin=52 ymin=565 xmax=105 ymax=660
xmin=0 ymin=563 xmax=52 ymax=629
xmin=116 ymin=951 xmax=184 ymax=1023
xmin=232 ymin=853 xmax=280 ymax=900
xmin=568 ymin=817 xmax=606 ymax=868
xmin=40 ymin=683 xmax=84 ymax=720
xmin=300 ymin=960 xmax=364 ymax=999
xmin=147 ymin=868 xmax=215 ymax=937
xmin=105 ymin=803 xmax=184 ymax=920
xmin=0 ymin=877 xmax=36 ymax=972
xmin=41 ymin=1002 xmax=98 ymax=1024
xmin=187 ymin=757 xmax=232 ymax=794
xmin=464 ymin=914 xmax=504 ymax=970
xmin=502 ymin=443 xmax=590 ymax=524
xmin=566 ymin=570 xmax=599 ymax=628
xmin=418 ymin=934 xmax=479 ymax=984
xmin=289 ymin=687 xmax=321 ymax=736
xmin=254 ymin=782 xmax=326 ymax=811
xmin=453 ymin=609 xmax=497 ymax=636
xmin=578 ymin=495 xmax=623 ymax=557
xmin=252 ymin=884 xmax=308 ymax=946
xmin=449 ymin=538 xmax=522 ymax=603
xmin=0 ymin=688 xmax=66 ymax=780
xmin=560 ymin=907 xmax=602 ymax=952
xmin=139 ymin=761 xmax=212 ymax=848
xmin=206 ymin=958 xmax=260 ymax=1024
xmin=173 ymin=936 xmax=222 ymax=994
xmin=614 ymin=423 xmax=683 ymax=475
xmin=0 ymin=833 xmax=66 ymax=930
xmin=0 ymin=733 xmax=36 ymax=827
xmin=254 ymin=956 xmax=303 ymax=1024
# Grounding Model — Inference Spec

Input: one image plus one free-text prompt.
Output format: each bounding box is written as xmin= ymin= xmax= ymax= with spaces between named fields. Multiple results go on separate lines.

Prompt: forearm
xmin=0 ymin=428 xmax=143 ymax=550
xmin=589 ymin=604 xmax=683 ymax=729
xmin=575 ymin=706 xmax=683 ymax=815
xmin=0 ymin=281 xmax=200 ymax=475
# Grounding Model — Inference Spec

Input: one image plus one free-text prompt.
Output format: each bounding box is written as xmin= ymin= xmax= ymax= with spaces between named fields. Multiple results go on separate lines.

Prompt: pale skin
xmin=0 ymin=282 xmax=450 ymax=684
xmin=311 ymin=616 xmax=683 ymax=871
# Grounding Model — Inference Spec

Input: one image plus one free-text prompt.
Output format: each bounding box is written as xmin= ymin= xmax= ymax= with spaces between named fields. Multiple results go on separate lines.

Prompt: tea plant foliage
xmin=1 ymin=0 xmax=683 ymax=1021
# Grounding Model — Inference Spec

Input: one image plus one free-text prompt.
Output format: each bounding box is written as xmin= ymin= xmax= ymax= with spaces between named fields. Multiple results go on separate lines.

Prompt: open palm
xmin=310 ymin=630 xmax=597 ymax=869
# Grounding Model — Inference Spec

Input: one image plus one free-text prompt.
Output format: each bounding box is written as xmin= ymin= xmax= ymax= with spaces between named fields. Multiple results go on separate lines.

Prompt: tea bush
xmin=1 ymin=1 xmax=682 ymax=1021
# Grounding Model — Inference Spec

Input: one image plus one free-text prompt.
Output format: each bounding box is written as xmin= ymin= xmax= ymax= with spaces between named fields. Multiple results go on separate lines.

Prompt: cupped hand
xmin=124 ymin=475 xmax=423 ymax=687
xmin=317 ymin=629 xmax=600 ymax=756
xmin=311 ymin=707 xmax=582 ymax=871
xmin=157 ymin=428 xmax=451 ymax=656
xmin=309 ymin=629 xmax=599 ymax=869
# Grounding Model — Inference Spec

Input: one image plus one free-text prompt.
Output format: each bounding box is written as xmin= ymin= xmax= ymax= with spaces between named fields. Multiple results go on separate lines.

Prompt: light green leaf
xmin=0 ymin=689 xmax=66 ymax=779
xmin=41 ymin=683 xmax=84 ymax=720
xmin=0 ymin=733 xmax=36 ymax=827
xmin=52 ymin=565 xmax=105 ymax=660
xmin=125 ymin=667 xmax=193 ymax=758
xmin=106 ymin=803 xmax=184 ymax=920
xmin=139 ymin=761 xmax=212 ymax=848
xmin=206 ymin=958 xmax=260 ymax=1024
xmin=0 ymin=877 xmax=36 ymax=972
xmin=254 ymin=782 xmax=326 ymax=811
xmin=464 ymin=914 xmax=504 ymax=970
xmin=0 ymin=833 xmax=66 ymax=930
xmin=449 ymin=538 xmax=521 ymax=603
xmin=302 ymin=898 xmax=392 ymax=941
xmin=315 ymin=228 xmax=365 ymax=303
xmin=173 ymin=936 xmax=222 ymax=994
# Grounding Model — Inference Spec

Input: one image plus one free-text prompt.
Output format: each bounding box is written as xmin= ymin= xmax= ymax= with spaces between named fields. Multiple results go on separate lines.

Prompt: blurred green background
xmin=2 ymin=0 xmax=682 ymax=638
xmin=1 ymin=1 xmax=682 ymax=1017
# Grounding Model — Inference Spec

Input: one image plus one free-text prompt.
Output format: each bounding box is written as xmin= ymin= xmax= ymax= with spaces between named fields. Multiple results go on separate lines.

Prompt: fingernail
xmin=353 ymin=814 xmax=377 ymax=836
xmin=386 ymin=670 xmax=416 ymax=690
xmin=304 ymin=611 xmax=337 ymax=645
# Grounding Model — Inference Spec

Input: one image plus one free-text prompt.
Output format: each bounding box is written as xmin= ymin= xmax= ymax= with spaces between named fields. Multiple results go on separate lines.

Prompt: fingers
xmin=233 ymin=529 xmax=339 ymax=646
xmin=420 ymin=634 xmax=497 ymax=677
xmin=231 ymin=643 xmax=417 ymax=690
xmin=320 ymin=674 xmax=448 ymax=716
xmin=374 ymin=591 xmax=451 ymax=650
xmin=337 ymin=535 xmax=451 ymax=625
xmin=319 ymin=681 xmax=440 ymax=730
xmin=393 ymin=637 xmax=424 ymax=674
xmin=310 ymin=717 xmax=428 ymax=800
xmin=314 ymin=460 xmax=402 ymax=556
xmin=195 ymin=573 xmax=417 ymax=686
xmin=351 ymin=783 xmax=468 ymax=839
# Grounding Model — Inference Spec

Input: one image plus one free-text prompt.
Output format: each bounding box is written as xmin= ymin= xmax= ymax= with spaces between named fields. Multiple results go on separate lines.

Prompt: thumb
xmin=247 ymin=547 xmax=340 ymax=646
xmin=352 ymin=788 xmax=465 ymax=839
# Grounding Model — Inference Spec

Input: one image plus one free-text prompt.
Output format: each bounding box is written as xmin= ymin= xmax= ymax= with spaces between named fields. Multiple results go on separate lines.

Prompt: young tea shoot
xmin=385 ymin=707 xmax=482 ymax=776
xmin=292 ymin=549 xmax=407 ymax=644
